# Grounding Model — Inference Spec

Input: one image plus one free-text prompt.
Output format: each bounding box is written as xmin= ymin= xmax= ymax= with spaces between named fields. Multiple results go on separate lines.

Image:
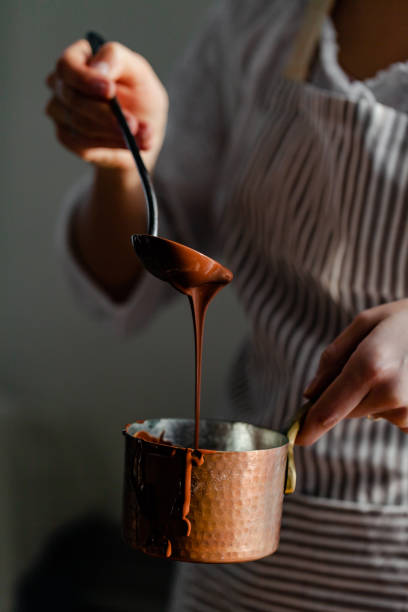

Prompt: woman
xmin=46 ymin=0 xmax=408 ymax=609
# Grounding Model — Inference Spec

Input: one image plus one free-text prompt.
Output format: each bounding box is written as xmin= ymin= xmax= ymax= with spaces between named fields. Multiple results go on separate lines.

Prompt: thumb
xmin=88 ymin=44 xmax=115 ymax=78
xmin=88 ymin=42 xmax=149 ymax=86
xmin=56 ymin=39 xmax=116 ymax=98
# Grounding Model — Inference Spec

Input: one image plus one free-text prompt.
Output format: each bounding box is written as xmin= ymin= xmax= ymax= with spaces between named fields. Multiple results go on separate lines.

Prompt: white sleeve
xmin=56 ymin=174 xmax=175 ymax=336
xmin=56 ymin=1 xmax=234 ymax=334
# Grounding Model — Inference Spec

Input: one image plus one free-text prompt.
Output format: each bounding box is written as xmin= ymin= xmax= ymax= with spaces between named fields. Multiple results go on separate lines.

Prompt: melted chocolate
xmin=130 ymin=234 xmax=233 ymax=556
xmin=182 ymin=450 xmax=204 ymax=536
xmin=132 ymin=235 xmax=233 ymax=448
xmin=128 ymin=434 xmax=218 ymax=558
xmin=134 ymin=430 xmax=173 ymax=446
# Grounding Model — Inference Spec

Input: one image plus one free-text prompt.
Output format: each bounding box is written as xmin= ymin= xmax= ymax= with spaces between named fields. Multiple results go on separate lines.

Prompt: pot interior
xmin=126 ymin=418 xmax=288 ymax=452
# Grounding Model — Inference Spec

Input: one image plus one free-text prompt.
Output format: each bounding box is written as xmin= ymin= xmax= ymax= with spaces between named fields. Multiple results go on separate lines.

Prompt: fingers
xmin=53 ymin=123 xmax=134 ymax=168
xmin=296 ymin=357 xmax=373 ymax=445
xmin=54 ymin=39 xmax=151 ymax=100
xmin=46 ymin=96 xmax=124 ymax=145
xmin=374 ymin=408 xmax=408 ymax=432
xmin=304 ymin=309 xmax=385 ymax=399
xmin=347 ymin=377 xmax=408 ymax=435
xmin=297 ymin=379 xmax=408 ymax=443
xmin=87 ymin=41 xmax=151 ymax=86
xmin=347 ymin=374 xmax=408 ymax=417
xmin=297 ymin=331 xmax=394 ymax=445
xmin=47 ymin=74 xmax=137 ymax=131
xmin=46 ymin=40 xmax=157 ymax=152
xmin=46 ymin=92 xmax=153 ymax=152
xmin=46 ymin=38 xmax=168 ymax=169
xmin=55 ymin=39 xmax=115 ymax=98
xmin=298 ymin=303 xmax=408 ymax=444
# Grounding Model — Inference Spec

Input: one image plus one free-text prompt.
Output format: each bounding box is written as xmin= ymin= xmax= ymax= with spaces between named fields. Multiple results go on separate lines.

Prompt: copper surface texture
xmin=122 ymin=419 xmax=289 ymax=563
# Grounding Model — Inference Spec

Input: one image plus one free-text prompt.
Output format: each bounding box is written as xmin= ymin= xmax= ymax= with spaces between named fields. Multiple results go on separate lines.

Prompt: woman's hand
xmin=296 ymin=299 xmax=408 ymax=445
xmin=45 ymin=39 xmax=168 ymax=170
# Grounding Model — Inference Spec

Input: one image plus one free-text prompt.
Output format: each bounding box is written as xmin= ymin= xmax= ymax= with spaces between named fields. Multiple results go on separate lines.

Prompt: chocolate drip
xmin=134 ymin=430 xmax=172 ymax=445
xmin=132 ymin=234 xmax=233 ymax=448
xmin=182 ymin=450 xmax=204 ymax=536
xmin=130 ymin=235 xmax=233 ymax=549
xmin=188 ymin=284 xmax=227 ymax=447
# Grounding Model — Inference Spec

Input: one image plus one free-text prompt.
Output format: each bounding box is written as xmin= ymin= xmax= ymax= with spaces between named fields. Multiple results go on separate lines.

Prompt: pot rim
xmin=123 ymin=417 xmax=289 ymax=453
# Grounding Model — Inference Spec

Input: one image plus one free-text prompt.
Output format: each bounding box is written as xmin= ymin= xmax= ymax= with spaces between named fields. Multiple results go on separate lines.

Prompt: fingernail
xmin=91 ymin=61 xmax=110 ymax=76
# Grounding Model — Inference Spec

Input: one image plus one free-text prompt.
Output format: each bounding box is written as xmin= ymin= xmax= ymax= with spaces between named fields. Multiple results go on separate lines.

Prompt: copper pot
xmin=122 ymin=414 xmax=304 ymax=563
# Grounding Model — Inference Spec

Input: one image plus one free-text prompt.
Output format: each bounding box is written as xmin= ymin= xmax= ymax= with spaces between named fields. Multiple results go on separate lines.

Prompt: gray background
xmin=1 ymin=1 xmax=246 ymax=610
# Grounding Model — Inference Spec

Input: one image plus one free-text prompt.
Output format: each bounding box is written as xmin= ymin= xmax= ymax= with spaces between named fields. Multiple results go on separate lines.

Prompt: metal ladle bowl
xmin=131 ymin=234 xmax=233 ymax=290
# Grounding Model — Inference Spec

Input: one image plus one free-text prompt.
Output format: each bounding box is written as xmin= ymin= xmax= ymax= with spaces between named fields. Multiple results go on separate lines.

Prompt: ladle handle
xmin=86 ymin=31 xmax=159 ymax=237
xmin=285 ymin=401 xmax=310 ymax=494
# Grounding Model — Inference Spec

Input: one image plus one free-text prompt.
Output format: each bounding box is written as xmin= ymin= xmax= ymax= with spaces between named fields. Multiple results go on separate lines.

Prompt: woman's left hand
xmin=296 ymin=299 xmax=408 ymax=445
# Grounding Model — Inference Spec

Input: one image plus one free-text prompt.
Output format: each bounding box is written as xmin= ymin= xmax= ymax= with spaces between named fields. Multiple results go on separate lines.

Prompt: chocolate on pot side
xmin=131 ymin=235 xmax=233 ymax=558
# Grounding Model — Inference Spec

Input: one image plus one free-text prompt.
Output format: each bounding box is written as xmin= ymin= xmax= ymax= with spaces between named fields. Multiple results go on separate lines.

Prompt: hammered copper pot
xmin=122 ymin=415 xmax=305 ymax=564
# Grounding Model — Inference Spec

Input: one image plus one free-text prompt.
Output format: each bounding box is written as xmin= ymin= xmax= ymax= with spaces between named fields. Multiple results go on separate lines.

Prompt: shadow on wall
xmin=15 ymin=515 xmax=174 ymax=612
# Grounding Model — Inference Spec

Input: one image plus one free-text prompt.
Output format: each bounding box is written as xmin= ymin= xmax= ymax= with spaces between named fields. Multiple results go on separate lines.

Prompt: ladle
xmin=87 ymin=32 xmax=233 ymax=450
xmin=86 ymin=32 xmax=230 ymax=289
xmin=131 ymin=234 xmax=233 ymax=293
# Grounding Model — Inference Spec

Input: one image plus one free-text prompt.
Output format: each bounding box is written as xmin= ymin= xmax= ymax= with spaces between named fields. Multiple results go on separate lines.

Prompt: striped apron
xmin=168 ymin=5 xmax=408 ymax=611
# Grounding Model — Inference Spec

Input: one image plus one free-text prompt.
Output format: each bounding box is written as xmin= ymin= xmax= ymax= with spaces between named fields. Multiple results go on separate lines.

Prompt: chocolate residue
xmin=134 ymin=430 xmax=173 ymax=446
xmin=128 ymin=435 xmax=223 ymax=559
xmin=130 ymin=234 xmax=233 ymax=554
xmin=182 ymin=450 xmax=205 ymax=536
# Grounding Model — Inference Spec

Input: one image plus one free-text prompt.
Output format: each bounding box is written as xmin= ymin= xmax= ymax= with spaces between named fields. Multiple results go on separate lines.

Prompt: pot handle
xmin=284 ymin=401 xmax=311 ymax=494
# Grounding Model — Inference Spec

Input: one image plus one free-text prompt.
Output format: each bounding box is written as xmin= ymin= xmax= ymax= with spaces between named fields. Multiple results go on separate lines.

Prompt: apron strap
xmin=284 ymin=0 xmax=335 ymax=82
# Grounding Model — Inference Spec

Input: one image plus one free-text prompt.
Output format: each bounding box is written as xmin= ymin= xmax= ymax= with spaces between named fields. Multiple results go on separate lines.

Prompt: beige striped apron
xmin=168 ymin=2 xmax=408 ymax=610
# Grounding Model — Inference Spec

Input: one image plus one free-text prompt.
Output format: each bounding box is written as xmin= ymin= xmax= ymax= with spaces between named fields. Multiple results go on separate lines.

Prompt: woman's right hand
xmin=45 ymin=39 xmax=169 ymax=171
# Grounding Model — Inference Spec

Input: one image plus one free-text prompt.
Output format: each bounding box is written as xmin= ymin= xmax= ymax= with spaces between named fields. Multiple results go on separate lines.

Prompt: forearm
xmin=46 ymin=39 xmax=169 ymax=302
xmin=72 ymin=166 xmax=147 ymax=302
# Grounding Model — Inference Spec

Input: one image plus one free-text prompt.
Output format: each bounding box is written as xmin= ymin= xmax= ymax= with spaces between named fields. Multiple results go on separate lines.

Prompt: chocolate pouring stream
xmin=131 ymin=234 xmax=233 ymax=449
xmin=125 ymin=236 xmax=299 ymax=561
xmin=86 ymin=33 xmax=236 ymax=559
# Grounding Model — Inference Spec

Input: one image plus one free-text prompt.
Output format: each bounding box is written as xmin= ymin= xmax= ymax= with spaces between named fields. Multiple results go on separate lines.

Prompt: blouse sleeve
xmin=56 ymin=1 xmax=233 ymax=335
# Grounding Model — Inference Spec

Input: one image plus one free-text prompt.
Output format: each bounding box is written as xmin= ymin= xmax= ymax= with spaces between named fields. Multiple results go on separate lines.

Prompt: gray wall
xmin=1 ymin=1 xmax=246 ymax=609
